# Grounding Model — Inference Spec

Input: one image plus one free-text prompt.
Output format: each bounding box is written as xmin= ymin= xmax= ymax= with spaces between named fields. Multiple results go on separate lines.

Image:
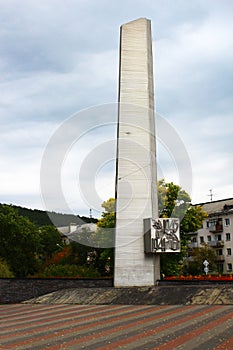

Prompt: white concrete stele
xmin=114 ymin=18 xmax=160 ymax=287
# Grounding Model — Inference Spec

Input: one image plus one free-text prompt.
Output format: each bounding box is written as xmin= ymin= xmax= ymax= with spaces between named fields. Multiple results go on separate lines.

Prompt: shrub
xmin=0 ymin=259 xmax=14 ymax=277
xmin=38 ymin=264 xmax=101 ymax=278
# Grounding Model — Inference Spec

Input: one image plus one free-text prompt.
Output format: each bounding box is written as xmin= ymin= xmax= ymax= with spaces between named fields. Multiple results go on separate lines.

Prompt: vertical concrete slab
xmin=114 ymin=18 xmax=160 ymax=287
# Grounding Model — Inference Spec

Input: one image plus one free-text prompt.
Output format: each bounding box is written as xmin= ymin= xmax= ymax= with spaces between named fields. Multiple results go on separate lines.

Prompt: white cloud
xmin=153 ymin=5 xmax=233 ymax=205
xmin=0 ymin=47 xmax=118 ymax=127
xmin=155 ymin=13 xmax=233 ymax=92
xmin=0 ymin=0 xmax=232 ymax=214
xmin=0 ymin=121 xmax=58 ymax=205
xmin=198 ymin=115 xmax=233 ymax=137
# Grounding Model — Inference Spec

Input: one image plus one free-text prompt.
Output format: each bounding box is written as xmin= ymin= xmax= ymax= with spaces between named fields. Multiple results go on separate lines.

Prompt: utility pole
xmin=208 ymin=189 xmax=214 ymax=201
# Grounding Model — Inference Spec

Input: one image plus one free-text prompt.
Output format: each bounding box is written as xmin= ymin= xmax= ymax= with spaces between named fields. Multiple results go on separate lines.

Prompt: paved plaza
xmin=1 ymin=304 xmax=233 ymax=349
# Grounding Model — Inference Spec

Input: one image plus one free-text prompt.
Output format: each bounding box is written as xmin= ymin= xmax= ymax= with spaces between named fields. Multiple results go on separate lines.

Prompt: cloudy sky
xmin=1 ymin=0 xmax=233 ymax=217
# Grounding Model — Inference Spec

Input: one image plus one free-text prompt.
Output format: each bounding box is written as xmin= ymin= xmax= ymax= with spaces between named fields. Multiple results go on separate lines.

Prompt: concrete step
xmin=23 ymin=285 xmax=233 ymax=305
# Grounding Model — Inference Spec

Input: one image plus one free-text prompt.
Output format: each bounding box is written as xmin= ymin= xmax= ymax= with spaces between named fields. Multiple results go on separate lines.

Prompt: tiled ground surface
xmin=1 ymin=304 xmax=233 ymax=349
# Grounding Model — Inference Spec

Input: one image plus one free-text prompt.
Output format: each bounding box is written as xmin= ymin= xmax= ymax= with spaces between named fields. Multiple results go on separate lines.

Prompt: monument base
xmin=114 ymin=255 xmax=160 ymax=287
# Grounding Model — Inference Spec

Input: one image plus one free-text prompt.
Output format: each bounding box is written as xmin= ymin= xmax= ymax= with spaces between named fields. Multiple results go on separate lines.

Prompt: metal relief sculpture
xmin=152 ymin=218 xmax=180 ymax=252
xmin=144 ymin=218 xmax=180 ymax=254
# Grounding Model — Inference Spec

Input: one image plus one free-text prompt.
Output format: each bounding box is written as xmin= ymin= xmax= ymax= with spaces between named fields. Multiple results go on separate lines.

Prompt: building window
xmin=227 ymin=263 xmax=232 ymax=272
xmin=206 ymin=221 xmax=210 ymax=228
xmin=227 ymin=248 xmax=232 ymax=256
xmin=217 ymin=263 xmax=224 ymax=273
xmin=207 ymin=235 xmax=211 ymax=242
xmin=226 ymin=233 xmax=231 ymax=241
xmin=225 ymin=218 xmax=230 ymax=226
xmin=217 ymin=249 xmax=223 ymax=256
xmin=192 ymin=237 xmax=197 ymax=243
xmin=215 ymin=234 xmax=222 ymax=241
xmin=200 ymin=236 xmax=204 ymax=244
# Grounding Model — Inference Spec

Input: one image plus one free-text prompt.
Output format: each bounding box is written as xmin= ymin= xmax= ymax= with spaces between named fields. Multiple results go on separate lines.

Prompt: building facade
xmin=189 ymin=198 xmax=233 ymax=274
xmin=57 ymin=223 xmax=97 ymax=245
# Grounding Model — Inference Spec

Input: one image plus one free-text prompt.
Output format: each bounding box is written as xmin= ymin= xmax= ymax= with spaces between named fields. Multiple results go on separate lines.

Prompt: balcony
xmin=209 ymin=225 xmax=223 ymax=233
xmin=208 ymin=219 xmax=223 ymax=233
xmin=187 ymin=231 xmax=198 ymax=236
xmin=208 ymin=240 xmax=224 ymax=248
xmin=188 ymin=242 xmax=198 ymax=248
xmin=215 ymin=255 xmax=225 ymax=262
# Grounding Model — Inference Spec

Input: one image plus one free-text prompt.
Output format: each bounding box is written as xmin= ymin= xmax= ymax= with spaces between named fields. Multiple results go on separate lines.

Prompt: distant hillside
xmin=1 ymin=204 xmax=97 ymax=227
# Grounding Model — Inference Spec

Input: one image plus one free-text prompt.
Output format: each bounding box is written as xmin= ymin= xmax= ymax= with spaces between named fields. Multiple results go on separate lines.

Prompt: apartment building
xmin=189 ymin=198 xmax=233 ymax=274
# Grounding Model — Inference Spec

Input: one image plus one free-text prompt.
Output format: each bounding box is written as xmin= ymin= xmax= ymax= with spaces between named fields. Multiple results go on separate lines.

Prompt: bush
xmin=0 ymin=259 xmax=14 ymax=277
xmin=38 ymin=264 xmax=101 ymax=278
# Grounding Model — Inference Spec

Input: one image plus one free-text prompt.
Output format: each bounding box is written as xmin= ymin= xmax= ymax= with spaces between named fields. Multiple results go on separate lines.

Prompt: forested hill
xmin=0 ymin=203 xmax=97 ymax=227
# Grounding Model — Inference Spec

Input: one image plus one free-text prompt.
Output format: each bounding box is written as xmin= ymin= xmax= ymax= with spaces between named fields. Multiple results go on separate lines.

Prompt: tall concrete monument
xmin=114 ymin=18 xmax=160 ymax=286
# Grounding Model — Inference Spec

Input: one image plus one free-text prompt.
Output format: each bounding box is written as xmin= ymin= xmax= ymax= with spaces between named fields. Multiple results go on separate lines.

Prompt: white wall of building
xmin=191 ymin=199 xmax=233 ymax=274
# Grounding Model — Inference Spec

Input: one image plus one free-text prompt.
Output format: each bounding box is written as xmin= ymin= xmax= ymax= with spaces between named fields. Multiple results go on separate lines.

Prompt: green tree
xmin=95 ymin=198 xmax=115 ymax=275
xmin=158 ymin=179 xmax=191 ymax=219
xmin=59 ymin=241 xmax=91 ymax=267
xmin=180 ymin=205 xmax=207 ymax=233
xmin=38 ymin=225 xmax=63 ymax=260
xmin=97 ymin=198 xmax=115 ymax=229
xmin=183 ymin=244 xmax=217 ymax=275
xmin=0 ymin=205 xmax=41 ymax=277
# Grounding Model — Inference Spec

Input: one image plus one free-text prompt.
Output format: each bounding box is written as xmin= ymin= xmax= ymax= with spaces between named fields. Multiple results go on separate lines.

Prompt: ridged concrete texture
xmin=23 ymin=285 xmax=233 ymax=305
xmin=115 ymin=18 xmax=160 ymax=287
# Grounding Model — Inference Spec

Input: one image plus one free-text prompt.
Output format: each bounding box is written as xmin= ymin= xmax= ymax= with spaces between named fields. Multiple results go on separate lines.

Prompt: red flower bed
xmin=164 ymin=274 xmax=233 ymax=281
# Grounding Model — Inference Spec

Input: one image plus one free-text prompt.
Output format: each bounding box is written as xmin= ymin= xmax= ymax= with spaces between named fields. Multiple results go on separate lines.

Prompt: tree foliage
xmin=95 ymin=198 xmax=115 ymax=275
xmin=0 ymin=205 xmax=40 ymax=277
xmin=97 ymin=198 xmax=115 ymax=229
xmin=36 ymin=198 xmax=116 ymax=278
xmin=0 ymin=181 xmax=208 ymax=279
xmin=183 ymin=244 xmax=217 ymax=275
xmin=38 ymin=225 xmax=63 ymax=260
xmin=0 ymin=205 xmax=70 ymax=277
xmin=158 ymin=179 xmax=191 ymax=219
xmin=181 ymin=205 xmax=207 ymax=234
